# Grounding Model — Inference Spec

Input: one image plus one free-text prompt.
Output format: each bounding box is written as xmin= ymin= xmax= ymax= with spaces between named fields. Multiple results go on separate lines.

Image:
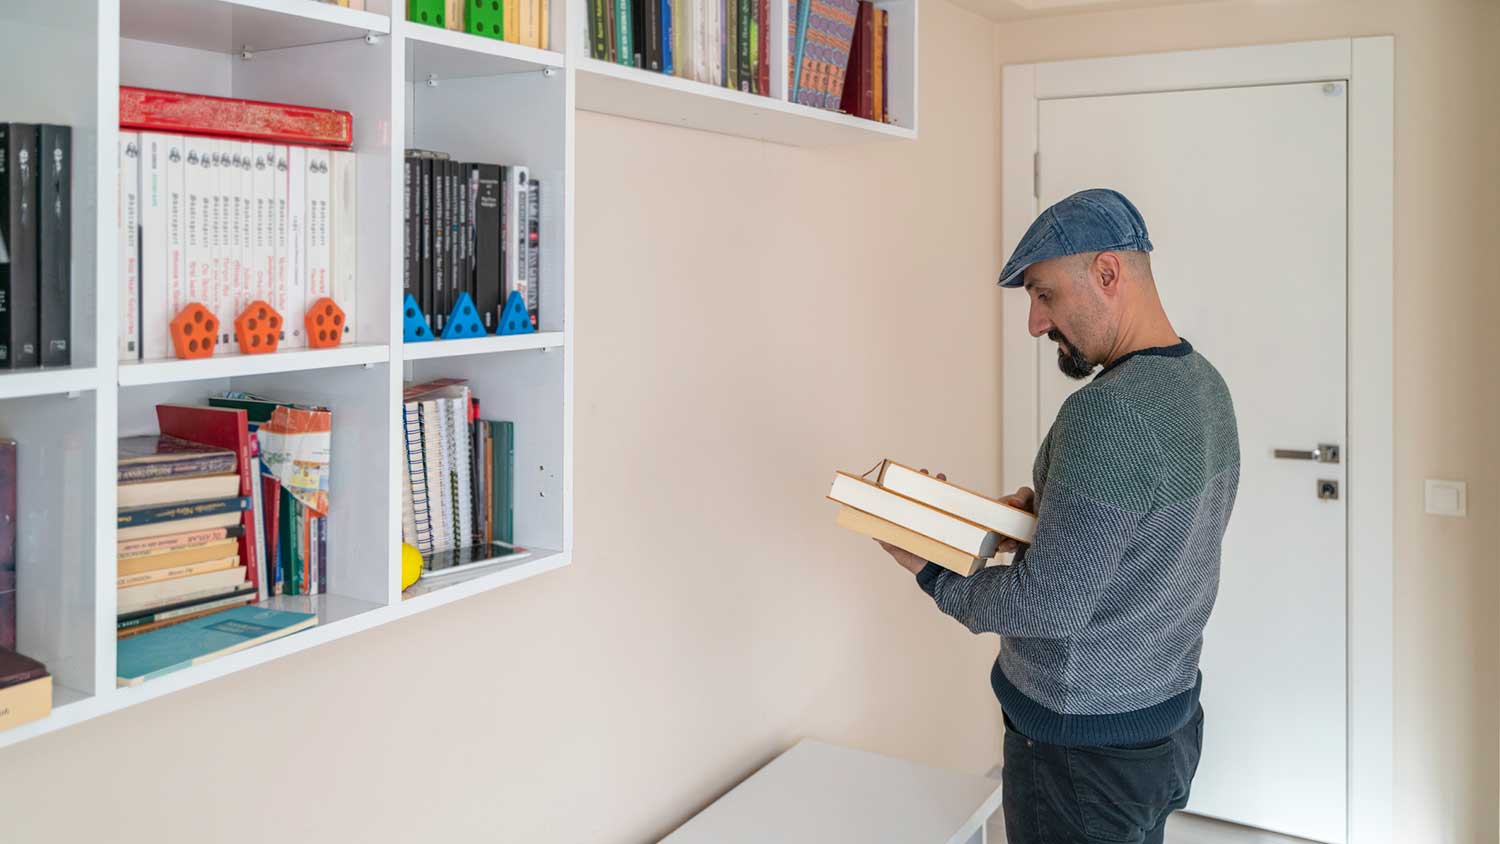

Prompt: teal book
xmin=488 ymin=420 xmax=513 ymax=544
xmin=116 ymin=605 xmax=317 ymax=687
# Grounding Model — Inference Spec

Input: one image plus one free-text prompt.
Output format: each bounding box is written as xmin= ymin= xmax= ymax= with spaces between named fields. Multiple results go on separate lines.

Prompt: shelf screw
xmin=365 ymin=32 xmax=381 ymax=46
xmin=240 ymin=45 xmax=255 ymax=61
xmin=426 ymin=74 xmax=439 ymax=88
xmin=542 ymin=67 xmax=557 ymax=78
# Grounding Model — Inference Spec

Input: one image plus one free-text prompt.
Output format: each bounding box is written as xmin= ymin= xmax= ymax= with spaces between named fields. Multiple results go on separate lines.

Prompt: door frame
xmin=999 ymin=37 xmax=1394 ymax=844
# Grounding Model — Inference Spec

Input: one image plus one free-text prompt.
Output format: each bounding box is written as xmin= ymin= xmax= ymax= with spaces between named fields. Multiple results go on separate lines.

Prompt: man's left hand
xmin=877 ymin=468 xmax=945 ymax=575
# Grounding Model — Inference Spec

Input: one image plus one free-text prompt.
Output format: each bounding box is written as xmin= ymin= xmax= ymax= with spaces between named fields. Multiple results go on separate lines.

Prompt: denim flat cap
xmin=998 ymin=188 xmax=1154 ymax=288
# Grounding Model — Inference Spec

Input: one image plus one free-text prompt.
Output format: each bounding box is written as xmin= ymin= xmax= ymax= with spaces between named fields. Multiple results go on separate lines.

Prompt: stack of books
xmin=827 ymin=459 xmax=1037 ymax=576
xmin=586 ymin=0 xmax=772 ymax=95
xmin=117 ymin=87 xmax=358 ymax=361
xmin=117 ymin=433 xmax=256 ymax=638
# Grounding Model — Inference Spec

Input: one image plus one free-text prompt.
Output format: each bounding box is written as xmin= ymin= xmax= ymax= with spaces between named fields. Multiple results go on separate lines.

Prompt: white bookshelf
xmin=0 ymin=0 xmax=898 ymax=750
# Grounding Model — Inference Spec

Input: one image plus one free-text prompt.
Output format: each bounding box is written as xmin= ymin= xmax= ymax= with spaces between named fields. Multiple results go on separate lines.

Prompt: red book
xmin=120 ymin=87 xmax=353 ymax=149
xmin=838 ymin=2 xmax=869 ymax=118
xmin=260 ymin=475 xmax=282 ymax=596
xmin=155 ymin=405 xmax=262 ymax=603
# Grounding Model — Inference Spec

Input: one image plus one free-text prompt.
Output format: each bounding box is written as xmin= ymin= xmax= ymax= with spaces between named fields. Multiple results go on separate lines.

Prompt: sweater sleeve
xmin=916 ymin=389 xmax=1161 ymax=639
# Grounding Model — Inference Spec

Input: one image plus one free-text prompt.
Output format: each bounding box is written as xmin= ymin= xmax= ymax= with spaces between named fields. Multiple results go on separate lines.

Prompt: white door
xmin=1033 ymin=82 xmax=1348 ymax=843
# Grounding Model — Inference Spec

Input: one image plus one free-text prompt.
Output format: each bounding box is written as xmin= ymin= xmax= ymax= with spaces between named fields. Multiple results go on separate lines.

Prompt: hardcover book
xmin=120 ymin=87 xmax=354 ymax=149
xmin=116 ymin=605 xmax=317 ymax=687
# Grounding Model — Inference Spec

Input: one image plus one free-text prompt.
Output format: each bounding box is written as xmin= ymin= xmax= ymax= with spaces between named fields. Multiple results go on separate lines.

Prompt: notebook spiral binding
xmin=403 ymin=403 xmax=435 ymax=555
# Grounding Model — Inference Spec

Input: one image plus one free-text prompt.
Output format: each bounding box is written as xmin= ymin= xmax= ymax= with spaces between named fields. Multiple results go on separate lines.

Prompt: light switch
xmin=1424 ymin=480 xmax=1467 ymax=517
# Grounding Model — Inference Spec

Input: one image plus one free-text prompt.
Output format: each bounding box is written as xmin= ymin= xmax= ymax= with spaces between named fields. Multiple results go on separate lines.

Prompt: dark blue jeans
xmin=1001 ymin=705 xmax=1204 ymax=844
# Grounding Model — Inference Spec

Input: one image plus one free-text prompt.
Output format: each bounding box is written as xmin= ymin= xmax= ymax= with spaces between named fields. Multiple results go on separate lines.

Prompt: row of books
xmin=790 ymin=0 xmax=891 ymax=121
xmin=828 ymin=459 xmax=1038 ymax=575
xmin=406 ymin=0 xmax=551 ymax=49
xmin=1 ymin=123 xmax=73 ymax=369
xmin=401 ymin=378 xmax=516 ymax=560
xmin=404 ymin=150 xmax=541 ymax=333
xmin=588 ymin=0 xmax=772 ymax=95
xmin=118 ymin=87 xmax=359 ymax=361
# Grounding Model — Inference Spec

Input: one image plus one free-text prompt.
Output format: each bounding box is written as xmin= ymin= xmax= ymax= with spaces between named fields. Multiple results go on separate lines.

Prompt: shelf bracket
xmin=426 ymin=74 xmax=439 ymax=88
xmin=541 ymin=67 xmax=557 ymax=78
xmin=240 ymin=45 xmax=255 ymax=61
xmin=364 ymin=32 xmax=381 ymax=46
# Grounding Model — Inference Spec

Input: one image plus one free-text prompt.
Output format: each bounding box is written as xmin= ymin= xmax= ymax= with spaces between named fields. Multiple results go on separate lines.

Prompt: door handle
xmin=1273 ymin=444 xmax=1341 ymax=464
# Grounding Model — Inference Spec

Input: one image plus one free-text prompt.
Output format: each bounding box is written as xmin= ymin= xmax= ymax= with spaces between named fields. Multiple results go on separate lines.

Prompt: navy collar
xmin=1095 ymin=338 xmax=1194 ymax=378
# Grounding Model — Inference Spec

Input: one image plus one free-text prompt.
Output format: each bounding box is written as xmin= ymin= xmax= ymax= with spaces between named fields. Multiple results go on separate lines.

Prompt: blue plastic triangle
xmin=440 ymin=292 xmax=487 ymax=340
xmin=402 ymin=294 xmax=434 ymax=342
xmin=496 ymin=290 xmax=534 ymax=336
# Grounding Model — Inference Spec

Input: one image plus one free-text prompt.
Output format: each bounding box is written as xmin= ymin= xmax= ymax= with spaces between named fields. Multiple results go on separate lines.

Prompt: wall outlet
xmin=1424 ymin=480 xmax=1467 ymax=517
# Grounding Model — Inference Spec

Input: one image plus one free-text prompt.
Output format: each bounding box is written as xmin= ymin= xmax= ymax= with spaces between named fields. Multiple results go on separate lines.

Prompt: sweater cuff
xmin=915 ymin=562 xmax=945 ymax=595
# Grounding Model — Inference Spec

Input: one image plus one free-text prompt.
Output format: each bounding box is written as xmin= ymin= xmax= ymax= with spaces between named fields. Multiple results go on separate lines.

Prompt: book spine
xmin=332 ymin=150 xmax=357 ymax=341
xmin=662 ymin=0 xmax=673 ymax=74
xmin=157 ymin=136 xmax=185 ymax=360
xmin=757 ymin=0 xmax=768 ymax=94
xmin=248 ymin=453 xmax=267 ymax=602
xmin=182 ymin=137 xmax=210 ymax=337
xmin=115 ymin=587 xmax=253 ymax=629
xmin=251 ymin=144 xmax=275 ymax=316
xmin=403 ymin=152 xmax=415 ymax=306
xmin=209 ymin=140 xmax=230 ymax=354
xmin=117 ymin=557 xmax=236 ymax=589
xmin=117 ymin=496 xmax=250 ymax=528
xmin=861 ymin=1 xmax=874 ymax=119
xmin=879 ymin=8 xmax=887 ymax=123
xmin=120 ymin=134 xmax=141 ymax=360
xmin=433 ymin=158 xmax=447 ymax=330
xmin=2 ymin=126 xmax=39 ymax=369
xmin=419 ymin=152 xmax=432 ymax=320
xmin=119 ymin=87 xmax=354 ymax=149
xmin=285 ymin=144 xmax=308 ymax=347
xmin=234 ymin=142 xmax=253 ymax=350
xmin=475 ymin=164 xmax=501 ymax=331
xmin=117 ymin=525 xmax=241 ymax=557
xmin=525 ymin=179 xmax=540 ymax=329
xmin=305 ymin=147 xmax=331 ymax=312
xmin=0 ymin=125 xmax=11 ymax=368
xmin=616 ymin=0 xmax=633 ymax=65
xmin=38 ymin=133 xmax=73 ymax=366
xmin=117 ymin=453 xmax=239 ymax=484
xmin=738 ymin=0 xmax=750 ymax=92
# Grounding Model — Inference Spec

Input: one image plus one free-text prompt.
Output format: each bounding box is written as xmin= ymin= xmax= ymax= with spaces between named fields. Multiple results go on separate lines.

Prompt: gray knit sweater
xmin=916 ymin=340 xmax=1239 ymax=747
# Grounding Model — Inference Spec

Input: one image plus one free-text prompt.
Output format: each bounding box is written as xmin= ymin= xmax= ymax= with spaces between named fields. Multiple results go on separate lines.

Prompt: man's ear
xmin=1093 ymin=252 xmax=1124 ymax=294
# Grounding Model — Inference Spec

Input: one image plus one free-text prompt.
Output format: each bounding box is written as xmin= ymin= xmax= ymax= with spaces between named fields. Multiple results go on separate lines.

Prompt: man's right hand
xmin=997 ymin=486 xmax=1036 ymax=555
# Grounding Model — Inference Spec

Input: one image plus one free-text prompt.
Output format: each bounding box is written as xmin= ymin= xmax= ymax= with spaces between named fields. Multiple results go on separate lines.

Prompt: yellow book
xmin=117 ymin=553 xmax=240 ymax=588
xmin=505 ymin=0 xmax=520 ymax=43
xmin=118 ymin=539 xmax=239 ymax=575
xmin=836 ymin=506 xmax=987 ymax=576
xmin=0 ymin=675 xmax=51 ymax=733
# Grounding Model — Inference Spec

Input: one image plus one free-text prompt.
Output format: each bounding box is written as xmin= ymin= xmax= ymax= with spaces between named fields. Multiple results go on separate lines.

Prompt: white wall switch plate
xmin=1424 ymin=480 xmax=1467 ymax=517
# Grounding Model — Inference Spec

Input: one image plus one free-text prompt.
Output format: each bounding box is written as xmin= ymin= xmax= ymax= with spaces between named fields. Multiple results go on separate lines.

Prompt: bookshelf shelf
xmin=404 ymin=21 xmax=564 ymax=81
xmin=400 ymin=331 xmax=565 ymax=360
xmin=400 ymin=548 xmax=569 ymax=606
xmin=117 ymin=344 xmax=392 ymax=387
xmin=0 ymin=367 xmax=104 ymax=401
xmin=121 ymin=0 xmax=391 ymax=55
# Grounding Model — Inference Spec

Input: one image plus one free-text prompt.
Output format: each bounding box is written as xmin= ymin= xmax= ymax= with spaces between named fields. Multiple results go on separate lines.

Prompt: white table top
xmin=660 ymin=738 xmax=1004 ymax=844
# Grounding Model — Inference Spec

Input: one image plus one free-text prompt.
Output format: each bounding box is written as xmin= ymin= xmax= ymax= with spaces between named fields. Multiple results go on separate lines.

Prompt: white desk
xmin=660 ymin=738 xmax=1004 ymax=844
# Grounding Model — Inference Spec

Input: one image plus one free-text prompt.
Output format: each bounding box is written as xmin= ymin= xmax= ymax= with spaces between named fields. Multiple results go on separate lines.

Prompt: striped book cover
xmin=794 ymin=0 xmax=857 ymax=109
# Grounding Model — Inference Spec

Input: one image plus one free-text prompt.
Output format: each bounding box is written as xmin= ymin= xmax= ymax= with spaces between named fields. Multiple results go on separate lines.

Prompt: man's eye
xmin=1036 ymin=292 xmax=1048 ymax=302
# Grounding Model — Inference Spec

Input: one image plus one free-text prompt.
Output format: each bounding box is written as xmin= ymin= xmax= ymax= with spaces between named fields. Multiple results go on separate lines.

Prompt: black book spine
xmin=475 ymin=164 xmax=501 ymax=331
xmin=526 ymin=179 xmax=540 ymax=329
xmin=468 ymin=164 xmax=479 ymax=306
xmin=38 ymin=125 xmax=69 ymax=367
xmin=432 ymin=158 xmax=447 ymax=330
xmin=419 ymin=153 xmax=432 ymax=322
xmin=447 ymin=160 xmax=459 ymax=317
xmin=631 ymin=0 xmax=646 ymax=67
xmin=644 ymin=0 xmax=661 ymax=71
xmin=0 ymin=125 xmax=10 ymax=368
xmin=1 ymin=125 xmax=39 ymax=369
xmin=498 ymin=165 xmax=508 ymax=314
xmin=402 ymin=151 xmax=413 ymax=302
xmin=457 ymin=163 xmax=469 ymax=307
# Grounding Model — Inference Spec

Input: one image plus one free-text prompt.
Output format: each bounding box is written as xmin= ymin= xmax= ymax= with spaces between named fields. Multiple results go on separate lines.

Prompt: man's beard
xmin=1049 ymin=329 xmax=1096 ymax=380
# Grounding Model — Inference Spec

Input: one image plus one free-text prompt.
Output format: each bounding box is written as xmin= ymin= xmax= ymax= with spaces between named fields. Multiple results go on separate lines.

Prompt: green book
xmin=118 ymin=606 xmax=317 ymax=687
xmin=489 ymin=420 xmax=514 ymax=544
xmin=615 ymin=0 xmax=633 ymax=66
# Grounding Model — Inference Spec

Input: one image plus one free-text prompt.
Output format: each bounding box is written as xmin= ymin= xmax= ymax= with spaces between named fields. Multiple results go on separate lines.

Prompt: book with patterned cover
xmin=794 ymin=0 xmax=856 ymax=109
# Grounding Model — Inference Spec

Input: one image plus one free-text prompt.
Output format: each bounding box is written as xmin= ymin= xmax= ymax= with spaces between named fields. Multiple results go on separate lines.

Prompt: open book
xmin=828 ymin=460 xmax=1037 ymax=576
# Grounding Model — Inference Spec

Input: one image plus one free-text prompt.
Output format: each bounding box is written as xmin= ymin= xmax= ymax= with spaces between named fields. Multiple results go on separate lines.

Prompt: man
xmin=880 ymin=189 xmax=1239 ymax=843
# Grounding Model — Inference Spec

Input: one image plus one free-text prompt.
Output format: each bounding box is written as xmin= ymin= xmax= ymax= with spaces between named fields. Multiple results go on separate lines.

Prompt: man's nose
xmin=1028 ymin=305 xmax=1052 ymax=339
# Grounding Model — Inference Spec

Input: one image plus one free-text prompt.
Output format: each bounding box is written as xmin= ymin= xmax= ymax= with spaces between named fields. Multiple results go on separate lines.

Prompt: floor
xmin=986 ymin=811 xmax=1323 ymax=843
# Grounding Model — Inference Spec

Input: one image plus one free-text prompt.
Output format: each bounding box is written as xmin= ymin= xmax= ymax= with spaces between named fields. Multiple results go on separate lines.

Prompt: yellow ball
xmin=401 ymin=543 xmax=424 ymax=590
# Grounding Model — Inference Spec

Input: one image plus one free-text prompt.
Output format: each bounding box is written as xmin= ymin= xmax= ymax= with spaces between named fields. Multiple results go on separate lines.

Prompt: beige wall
xmin=0 ymin=1 xmax=1011 ymax=841
xmin=994 ymin=1 xmax=1500 ymax=841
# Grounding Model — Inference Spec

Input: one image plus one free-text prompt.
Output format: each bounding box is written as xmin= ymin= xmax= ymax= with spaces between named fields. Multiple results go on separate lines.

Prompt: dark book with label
xmin=419 ymin=151 xmax=433 ymax=320
xmin=37 ymin=125 xmax=69 ymax=367
xmin=0 ymin=440 xmax=15 ymax=651
xmin=118 ymin=434 xmax=238 ymax=483
xmin=117 ymin=495 xmax=251 ymax=529
xmin=403 ymin=151 xmax=414 ymax=301
xmin=432 ymin=157 xmax=447 ymax=329
xmin=1 ymin=124 xmax=39 ymax=369
xmin=475 ymin=164 xmax=501 ymax=330
xmin=0 ymin=647 xmax=46 ymax=690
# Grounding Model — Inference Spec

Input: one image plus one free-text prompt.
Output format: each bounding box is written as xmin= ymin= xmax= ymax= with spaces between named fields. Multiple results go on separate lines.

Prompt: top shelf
xmin=403 ymin=22 xmax=565 ymax=80
xmin=120 ymin=0 xmax=390 ymax=54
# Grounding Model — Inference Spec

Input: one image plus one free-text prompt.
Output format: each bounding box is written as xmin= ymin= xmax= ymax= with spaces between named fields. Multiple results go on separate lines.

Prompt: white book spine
xmin=139 ymin=134 xmax=170 ymax=362
xmin=210 ymin=140 xmax=230 ymax=354
xmin=118 ymin=134 xmax=140 ymax=360
xmin=330 ymin=150 xmax=358 ymax=341
xmin=249 ymin=455 xmax=268 ymax=602
xmin=285 ymin=144 xmax=308 ymax=348
xmin=251 ymin=144 xmax=275 ymax=310
xmin=183 ymin=137 xmax=213 ymax=342
xmin=160 ymin=135 xmax=185 ymax=361
xmin=504 ymin=165 xmax=529 ymax=306
xmin=305 ymin=147 xmax=332 ymax=304
xmin=272 ymin=145 xmax=289 ymax=343
xmin=237 ymin=141 xmax=254 ymax=334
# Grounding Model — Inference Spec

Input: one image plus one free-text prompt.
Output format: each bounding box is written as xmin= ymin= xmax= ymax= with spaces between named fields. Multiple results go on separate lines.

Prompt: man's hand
xmin=996 ymin=486 xmax=1036 ymax=555
xmin=878 ymin=468 xmax=947 ymax=575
